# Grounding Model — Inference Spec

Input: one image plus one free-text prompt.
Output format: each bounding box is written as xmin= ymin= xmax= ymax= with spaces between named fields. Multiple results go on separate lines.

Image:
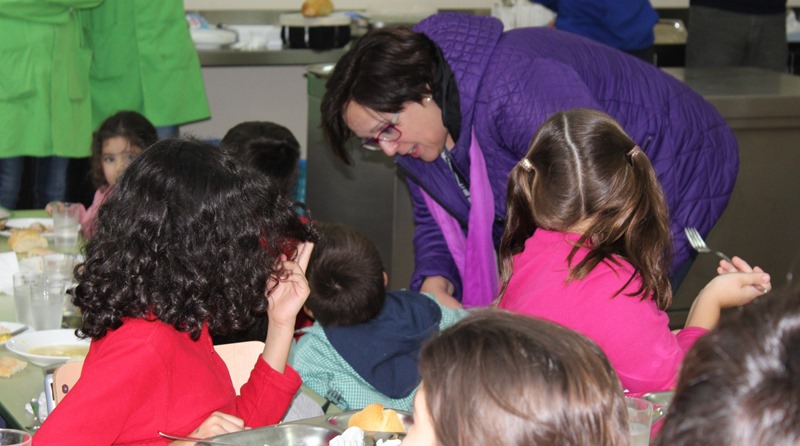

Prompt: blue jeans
xmin=0 ymin=156 xmax=69 ymax=209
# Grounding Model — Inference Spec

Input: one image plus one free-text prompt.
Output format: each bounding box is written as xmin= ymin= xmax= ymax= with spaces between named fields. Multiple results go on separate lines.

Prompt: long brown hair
xmin=499 ymin=108 xmax=672 ymax=309
xmin=419 ymin=309 xmax=630 ymax=446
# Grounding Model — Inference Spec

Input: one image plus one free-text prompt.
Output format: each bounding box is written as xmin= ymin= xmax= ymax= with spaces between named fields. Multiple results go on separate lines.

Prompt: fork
xmin=684 ymin=227 xmax=732 ymax=264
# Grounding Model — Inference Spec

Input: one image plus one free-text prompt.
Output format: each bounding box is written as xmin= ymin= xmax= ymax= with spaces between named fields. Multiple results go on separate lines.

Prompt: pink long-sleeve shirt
xmin=498 ymin=229 xmax=707 ymax=394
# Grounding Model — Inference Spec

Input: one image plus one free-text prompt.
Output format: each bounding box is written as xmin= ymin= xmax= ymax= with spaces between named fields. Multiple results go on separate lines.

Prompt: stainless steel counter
xmin=666 ymin=67 xmax=800 ymax=326
xmin=197 ymin=47 xmax=347 ymax=67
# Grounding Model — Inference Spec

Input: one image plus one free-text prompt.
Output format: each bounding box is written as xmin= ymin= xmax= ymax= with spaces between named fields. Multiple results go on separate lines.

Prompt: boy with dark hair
xmin=289 ymin=222 xmax=466 ymax=411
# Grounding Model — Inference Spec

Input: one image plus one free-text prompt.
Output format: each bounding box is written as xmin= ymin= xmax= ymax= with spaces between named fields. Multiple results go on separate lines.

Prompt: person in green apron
xmin=0 ymin=1 xmax=102 ymax=210
xmin=81 ymin=0 xmax=211 ymax=138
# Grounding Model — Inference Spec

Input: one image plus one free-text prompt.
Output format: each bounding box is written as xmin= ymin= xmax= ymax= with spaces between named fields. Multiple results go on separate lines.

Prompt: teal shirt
xmin=289 ymin=292 xmax=467 ymax=412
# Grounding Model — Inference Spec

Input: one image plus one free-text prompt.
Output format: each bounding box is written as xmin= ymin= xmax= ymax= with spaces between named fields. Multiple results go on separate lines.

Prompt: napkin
xmin=329 ymin=427 xmax=365 ymax=446
xmin=0 ymin=252 xmax=19 ymax=295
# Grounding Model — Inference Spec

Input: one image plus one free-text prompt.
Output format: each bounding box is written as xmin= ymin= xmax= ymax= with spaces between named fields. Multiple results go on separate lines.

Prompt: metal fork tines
xmin=684 ymin=227 xmax=732 ymax=263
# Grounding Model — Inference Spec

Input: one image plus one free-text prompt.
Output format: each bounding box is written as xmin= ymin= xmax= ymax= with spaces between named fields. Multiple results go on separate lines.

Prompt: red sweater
xmin=34 ymin=318 xmax=301 ymax=445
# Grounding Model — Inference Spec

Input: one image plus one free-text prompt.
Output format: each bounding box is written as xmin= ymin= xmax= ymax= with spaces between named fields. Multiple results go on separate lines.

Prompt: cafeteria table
xmin=1 ymin=209 xmax=53 ymax=431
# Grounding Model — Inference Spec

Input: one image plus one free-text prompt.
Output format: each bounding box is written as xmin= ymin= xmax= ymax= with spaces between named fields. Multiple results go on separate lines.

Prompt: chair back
xmin=51 ymin=360 xmax=84 ymax=407
xmin=213 ymin=341 xmax=265 ymax=395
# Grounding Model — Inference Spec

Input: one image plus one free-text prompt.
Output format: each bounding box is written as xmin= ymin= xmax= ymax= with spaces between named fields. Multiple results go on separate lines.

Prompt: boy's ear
xmin=383 ymin=272 xmax=389 ymax=287
xmin=303 ymin=305 xmax=314 ymax=319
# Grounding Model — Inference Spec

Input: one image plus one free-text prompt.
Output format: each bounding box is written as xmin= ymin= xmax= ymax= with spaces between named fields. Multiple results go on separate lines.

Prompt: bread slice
xmin=0 ymin=355 xmax=28 ymax=378
xmin=8 ymin=229 xmax=48 ymax=253
xmin=348 ymin=404 xmax=406 ymax=433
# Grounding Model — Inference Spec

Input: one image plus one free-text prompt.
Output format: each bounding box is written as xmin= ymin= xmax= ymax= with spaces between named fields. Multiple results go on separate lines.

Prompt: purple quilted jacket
xmin=401 ymin=13 xmax=738 ymax=300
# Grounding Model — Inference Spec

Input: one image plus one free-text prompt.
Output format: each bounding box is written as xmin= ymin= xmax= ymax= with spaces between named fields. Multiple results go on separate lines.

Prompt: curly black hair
xmin=73 ymin=138 xmax=318 ymax=341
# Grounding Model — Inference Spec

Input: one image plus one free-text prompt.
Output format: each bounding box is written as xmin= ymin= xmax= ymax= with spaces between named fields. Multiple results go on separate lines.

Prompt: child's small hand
xmin=702 ymin=269 xmax=771 ymax=309
xmin=717 ymin=256 xmax=769 ymax=294
xmin=44 ymin=201 xmax=63 ymax=216
xmin=266 ymin=242 xmax=314 ymax=329
xmin=169 ymin=411 xmax=245 ymax=445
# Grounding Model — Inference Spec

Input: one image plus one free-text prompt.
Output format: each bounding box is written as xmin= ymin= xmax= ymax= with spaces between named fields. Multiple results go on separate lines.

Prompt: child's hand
xmin=44 ymin=201 xmax=63 ymax=216
xmin=701 ymin=269 xmax=771 ymax=309
xmin=266 ymin=242 xmax=314 ymax=329
xmin=716 ymin=256 xmax=770 ymax=294
xmin=169 ymin=411 xmax=245 ymax=445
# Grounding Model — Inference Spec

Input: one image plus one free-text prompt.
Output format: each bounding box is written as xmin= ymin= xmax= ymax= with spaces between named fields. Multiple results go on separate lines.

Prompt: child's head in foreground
xmin=656 ymin=288 xmax=800 ymax=446
xmin=304 ymin=222 xmax=386 ymax=327
xmin=403 ymin=309 xmax=630 ymax=446
xmin=75 ymin=138 xmax=318 ymax=341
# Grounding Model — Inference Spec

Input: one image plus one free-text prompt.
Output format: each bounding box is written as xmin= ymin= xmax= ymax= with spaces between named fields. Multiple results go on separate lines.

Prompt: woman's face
xmin=401 ymin=384 xmax=437 ymax=446
xmin=343 ymin=98 xmax=454 ymax=163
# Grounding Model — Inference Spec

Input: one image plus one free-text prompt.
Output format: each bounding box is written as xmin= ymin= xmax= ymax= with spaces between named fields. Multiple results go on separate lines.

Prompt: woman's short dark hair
xmin=321 ymin=26 xmax=438 ymax=164
xmin=91 ymin=111 xmax=158 ymax=188
xmin=74 ymin=138 xmax=318 ymax=340
xmin=305 ymin=222 xmax=386 ymax=326
xmin=656 ymin=289 xmax=800 ymax=446
xmin=419 ymin=309 xmax=630 ymax=446
xmin=221 ymin=121 xmax=301 ymax=198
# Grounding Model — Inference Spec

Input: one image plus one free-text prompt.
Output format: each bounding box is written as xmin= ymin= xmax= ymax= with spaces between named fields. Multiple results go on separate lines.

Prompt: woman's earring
xmin=425 ymin=96 xmax=433 ymax=102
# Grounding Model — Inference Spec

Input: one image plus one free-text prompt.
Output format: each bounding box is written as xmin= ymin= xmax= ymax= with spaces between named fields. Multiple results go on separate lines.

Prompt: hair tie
xmin=520 ymin=158 xmax=533 ymax=172
xmin=628 ymin=145 xmax=642 ymax=158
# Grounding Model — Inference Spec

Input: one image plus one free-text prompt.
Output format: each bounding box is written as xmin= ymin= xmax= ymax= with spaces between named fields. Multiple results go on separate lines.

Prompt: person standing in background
xmin=0 ymin=0 xmax=103 ymax=210
xmin=687 ymin=0 xmax=788 ymax=72
xmin=530 ymin=0 xmax=659 ymax=63
xmin=81 ymin=0 xmax=210 ymax=138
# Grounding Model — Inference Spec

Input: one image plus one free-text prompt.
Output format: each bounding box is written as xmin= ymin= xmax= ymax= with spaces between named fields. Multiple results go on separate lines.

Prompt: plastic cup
xmin=626 ymin=396 xmax=653 ymax=446
xmin=0 ymin=428 xmax=32 ymax=445
xmin=12 ymin=271 xmax=41 ymax=327
xmin=29 ymin=279 xmax=67 ymax=330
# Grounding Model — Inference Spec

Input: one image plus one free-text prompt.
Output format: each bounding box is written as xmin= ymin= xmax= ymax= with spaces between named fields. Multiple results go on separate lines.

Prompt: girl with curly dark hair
xmin=36 ymin=138 xmax=318 ymax=445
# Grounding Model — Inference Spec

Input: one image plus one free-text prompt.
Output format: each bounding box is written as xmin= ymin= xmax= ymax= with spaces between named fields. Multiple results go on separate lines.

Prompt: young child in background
xmin=46 ymin=111 xmax=158 ymax=239
xmin=35 ymin=139 xmax=318 ymax=444
xmin=213 ymin=121 xmax=305 ymax=346
xmin=402 ymin=309 xmax=631 ymax=446
xmin=288 ymin=222 xmax=467 ymax=412
xmin=221 ymin=121 xmax=301 ymax=199
xmin=496 ymin=108 xmax=771 ymax=395
xmin=656 ymin=287 xmax=799 ymax=446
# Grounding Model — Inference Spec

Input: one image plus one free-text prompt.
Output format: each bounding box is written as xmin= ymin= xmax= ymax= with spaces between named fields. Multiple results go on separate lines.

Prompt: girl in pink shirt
xmin=47 ymin=111 xmax=158 ymax=239
xmin=497 ymin=108 xmax=771 ymax=394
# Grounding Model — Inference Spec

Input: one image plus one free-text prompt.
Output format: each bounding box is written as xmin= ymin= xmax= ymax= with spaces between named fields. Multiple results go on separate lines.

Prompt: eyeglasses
xmin=360 ymin=113 xmax=401 ymax=151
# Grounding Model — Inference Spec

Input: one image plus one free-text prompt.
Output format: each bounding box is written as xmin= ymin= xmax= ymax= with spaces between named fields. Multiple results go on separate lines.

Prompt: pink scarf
xmin=421 ymin=130 xmax=498 ymax=307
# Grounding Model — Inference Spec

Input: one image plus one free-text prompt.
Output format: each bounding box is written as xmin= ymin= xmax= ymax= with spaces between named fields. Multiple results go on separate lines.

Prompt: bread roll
xmin=8 ymin=229 xmax=48 ymax=253
xmin=301 ymin=0 xmax=334 ymax=17
xmin=348 ymin=404 xmax=406 ymax=433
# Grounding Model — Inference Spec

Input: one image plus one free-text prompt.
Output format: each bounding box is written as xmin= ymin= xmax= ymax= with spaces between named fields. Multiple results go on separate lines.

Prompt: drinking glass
xmin=51 ymin=202 xmax=81 ymax=254
xmin=626 ymin=396 xmax=653 ymax=446
xmin=0 ymin=428 xmax=32 ymax=446
xmin=29 ymin=279 xmax=67 ymax=330
xmin=12 ymin=271 xmax=41 ymax=327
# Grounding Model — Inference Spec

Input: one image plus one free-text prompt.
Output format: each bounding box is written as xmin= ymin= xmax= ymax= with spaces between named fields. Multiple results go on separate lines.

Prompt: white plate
xmin=0 ymin=218 xmax=54 ymax=238
xmin=6 ymin=329 xmax=90 ymax=367
xmin=0 ymin=321 xmax=28 ymax=346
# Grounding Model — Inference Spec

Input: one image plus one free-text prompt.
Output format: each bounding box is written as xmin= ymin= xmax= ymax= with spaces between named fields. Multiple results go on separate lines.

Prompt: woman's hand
xmin=168 ymin=411 xmax=245 ymax=445
xmin=421 ymin=276 xmax=462 ymax=309
xmin=44 ymin=201 xmax=63 ymax=216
